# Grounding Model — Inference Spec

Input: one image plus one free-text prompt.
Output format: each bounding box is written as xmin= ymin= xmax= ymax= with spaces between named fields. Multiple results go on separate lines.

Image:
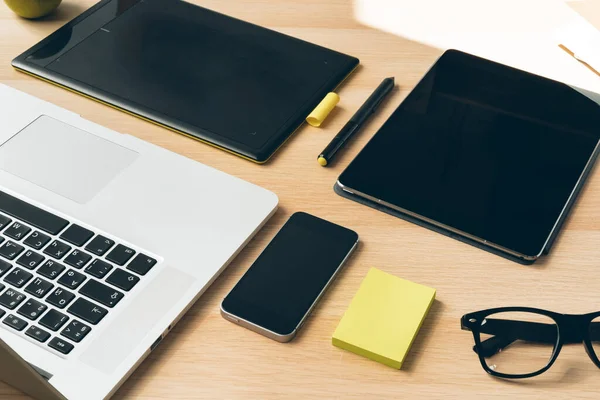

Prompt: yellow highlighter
xmin=306 ymin=92 xmax=340 ymax=127
xmin=332 ymin=268 xmax=436 ymax=369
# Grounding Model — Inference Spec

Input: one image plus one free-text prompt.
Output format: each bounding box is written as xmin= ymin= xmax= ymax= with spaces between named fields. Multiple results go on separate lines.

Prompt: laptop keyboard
xmin=0 ymin=191 xmax=157 ymax=356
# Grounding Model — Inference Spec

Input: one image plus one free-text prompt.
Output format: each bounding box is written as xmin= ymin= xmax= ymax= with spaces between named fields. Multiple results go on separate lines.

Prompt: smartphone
xmin=221 ymin=212 xmax=359 ymax=342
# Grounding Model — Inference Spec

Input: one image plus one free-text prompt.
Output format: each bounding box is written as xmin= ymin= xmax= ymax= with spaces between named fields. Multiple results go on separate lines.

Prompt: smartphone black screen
xmin=221 ymin=212 xmax=358 ymax=337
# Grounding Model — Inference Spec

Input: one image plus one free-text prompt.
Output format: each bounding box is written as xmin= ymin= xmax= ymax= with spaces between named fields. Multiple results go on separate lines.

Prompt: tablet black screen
xmin=339 ymin=50 xmax=600 ymax=258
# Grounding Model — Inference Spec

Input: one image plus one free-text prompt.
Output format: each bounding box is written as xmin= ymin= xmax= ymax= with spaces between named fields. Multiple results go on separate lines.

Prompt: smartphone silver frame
xmin=220 ymin=239 xmax=359 ymax=343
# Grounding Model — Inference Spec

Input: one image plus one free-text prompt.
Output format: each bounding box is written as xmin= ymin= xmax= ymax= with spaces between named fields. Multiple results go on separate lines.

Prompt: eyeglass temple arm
xmin=469 ymin=319 xmax=600 ymax=357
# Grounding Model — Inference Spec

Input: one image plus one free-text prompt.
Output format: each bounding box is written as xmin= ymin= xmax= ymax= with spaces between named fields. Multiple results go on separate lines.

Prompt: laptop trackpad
xmin=80 ymin=266 xmax=195 ymax=374
xmin=0 ymin=115 xmax=138 ymax=204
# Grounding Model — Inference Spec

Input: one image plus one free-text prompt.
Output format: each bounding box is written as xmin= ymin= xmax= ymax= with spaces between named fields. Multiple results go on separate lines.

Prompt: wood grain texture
xmin=2 ymin=0 xmax=600 ymax=398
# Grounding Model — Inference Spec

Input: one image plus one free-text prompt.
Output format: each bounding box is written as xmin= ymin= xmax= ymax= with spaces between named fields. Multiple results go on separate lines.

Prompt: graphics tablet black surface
xmin=337 ymin=50 xmax=600 ymax=264
xmin=12 ymin=0 xmax=359 ymax=163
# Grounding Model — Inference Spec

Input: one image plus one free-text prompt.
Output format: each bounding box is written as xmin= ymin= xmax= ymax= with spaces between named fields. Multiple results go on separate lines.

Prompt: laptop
xmin=0 ymin=84 xmax=278 ymax=399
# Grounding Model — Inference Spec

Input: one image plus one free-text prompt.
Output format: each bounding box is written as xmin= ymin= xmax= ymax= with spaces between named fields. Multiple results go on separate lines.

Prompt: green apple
xmin=5 ymin=0 xmax=62 ymax=19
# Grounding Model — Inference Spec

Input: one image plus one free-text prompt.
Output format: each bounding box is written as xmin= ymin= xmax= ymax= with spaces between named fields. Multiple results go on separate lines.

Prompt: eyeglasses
xmin=461 ymin=307 xmax=600 ymax=379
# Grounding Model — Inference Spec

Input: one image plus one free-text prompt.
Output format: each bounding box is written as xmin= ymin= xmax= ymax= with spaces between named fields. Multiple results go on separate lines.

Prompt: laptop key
xmin=39 ymin=309 xmax=69 ymax=331
xmin=37 ymin=260 xmax=65 ymax=280
xmin=44 ymin=240 xmax=71 ymax=260
xmin=106 ymin=244 xmax=135 ymax=266
xmin=85 ymin=259 xmax=113 ymax=279
xmin=24 ymin=231 xmax=51 ymax=250
xmin=79 ymin=279 xmax=123 ymax=308
xmin=17 ymin=298 xmax=47 ymax=320
xmin=4 ymin=267 xmax=33 ymax=288
xmin=85 ymin=235 xmax=115 ymax=256
xmin=0 ymin=288 xmax=26 ymax=309
xmin=0 ymin=259 xmax=12 ymax=277
xmin=47 ymin=287 xmax=75 ymax=309
xmin=0 ymin=308 xmax=4 ymax=319
xmin=106 ymin=268 xmax=139 ymax=291
xmin=3 ymin=314 xmax=27 ymax=331
xmin=0 ymin=241 xmax=25 ymax=260
xmin=17 ymin=250 xmax=45 ymax=270
xmin=68 ymin=298 xmax=107 ymax=325
xmin=60 ymin=224 xmax=94 ymax=247
xmin=127 ymin=254 xmax=157 ymax=276
xmin=57 ymin=269 xmax=86 ymax=290
xmin=24 ymin=277 xmax=54 ymax=298
xmin=0 ymin=191 xmax=68 ymax=235
xmin=64 ymin=250 xmax=92 ymax=269
xmin=25 ymin=326 xmax=51 ymax=343
xmin=61 ymin=320 xmax=91 ymax=343
xmin=0 ymin=283 xmax=4 ymax=292
xmin=48 ymin=337 xmax=74 ymax=355
xmin=0 ymin=215 xmax=11 ymax=231
xmin=4 ymin=222 xmax=31 ymax=241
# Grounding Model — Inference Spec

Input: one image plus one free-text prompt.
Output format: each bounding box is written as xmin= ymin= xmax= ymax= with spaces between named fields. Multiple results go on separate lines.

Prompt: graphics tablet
xmin=12 ymin=0 xmax=359 ymax=163
xmin=337 ymin=50 xmax=600 ymax=264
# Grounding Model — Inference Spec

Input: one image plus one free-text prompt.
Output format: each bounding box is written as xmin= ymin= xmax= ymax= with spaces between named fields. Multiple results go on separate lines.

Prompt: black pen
xmin=318 ymin=77 xmax=395 ymax=166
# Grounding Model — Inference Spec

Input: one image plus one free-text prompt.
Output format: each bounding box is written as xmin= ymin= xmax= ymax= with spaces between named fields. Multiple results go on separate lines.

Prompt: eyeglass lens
xmin=477 ymin=311 xmax=558 ymax=376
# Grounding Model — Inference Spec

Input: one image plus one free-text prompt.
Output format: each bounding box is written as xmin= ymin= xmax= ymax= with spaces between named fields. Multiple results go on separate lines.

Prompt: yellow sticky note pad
xmin=332 ymin=268 xmax=436 ymax=369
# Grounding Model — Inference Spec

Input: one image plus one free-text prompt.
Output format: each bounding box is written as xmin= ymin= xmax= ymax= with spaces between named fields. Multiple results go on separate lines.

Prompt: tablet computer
xmin=12 ymin=0 xmax=359 ymax=163
xmin=337 ymin=50 xmax=600 ymax=263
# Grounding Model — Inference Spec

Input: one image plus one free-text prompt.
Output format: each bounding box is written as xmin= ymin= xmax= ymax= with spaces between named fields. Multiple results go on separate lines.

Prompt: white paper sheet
xmin=354 ymin=0 xmax=600 ymax=94
xmin=558 ymin=15 xmax=600 ymax=76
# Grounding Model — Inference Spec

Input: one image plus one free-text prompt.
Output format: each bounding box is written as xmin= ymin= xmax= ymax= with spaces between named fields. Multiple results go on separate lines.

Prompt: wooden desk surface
xmin=2 ymin=1 xmax=600 ymax=398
